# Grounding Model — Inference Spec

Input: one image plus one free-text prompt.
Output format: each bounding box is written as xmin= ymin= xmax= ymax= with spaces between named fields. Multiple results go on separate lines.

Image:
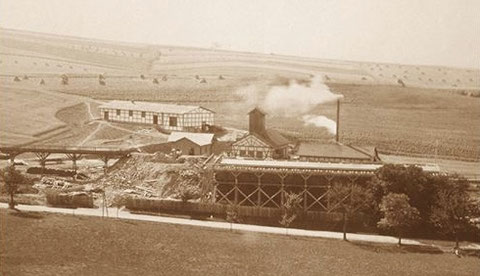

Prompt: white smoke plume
xmin=262 ymin=76 xmax=343 ymax=116
xmin=302 ymin=115 xmax=337 ymax=134
xmin=235 ymin=76 xmax=343 ymax=134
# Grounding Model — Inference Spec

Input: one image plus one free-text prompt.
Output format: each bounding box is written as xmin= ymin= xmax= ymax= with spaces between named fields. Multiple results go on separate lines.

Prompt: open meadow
xmin=1 ymin=210 xmax=479 ymax=276
xmin=1 ymin=27 xmax=480 ymax=160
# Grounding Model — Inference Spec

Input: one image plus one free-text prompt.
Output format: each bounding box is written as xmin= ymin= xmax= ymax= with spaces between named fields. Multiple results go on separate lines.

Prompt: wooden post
xmin=301 ymin=174 xmax=311 ymax=211
xmin=100 ymin=155 xmax=110 ymax=175
xmin=279 ymin=173 xmax=286 ymax=207
xmin=256 ymin=172 xmax=263 ymax=207
xmin=212 ymin=181 xmax=217 ymax=203
xmin=35 ymin=152 xmax=51 ymax=177
xmin=233 ymin=172 xmax=240 ymax=206
xmin=66 ymin=153 xmax=82 ymax=175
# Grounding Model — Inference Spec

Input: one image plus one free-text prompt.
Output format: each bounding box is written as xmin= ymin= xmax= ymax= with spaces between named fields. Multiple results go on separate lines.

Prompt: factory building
xmin=100 ymin=100 xmax=214 ymax=131
xmin=231 ymin=108 xmax=291 ymax=159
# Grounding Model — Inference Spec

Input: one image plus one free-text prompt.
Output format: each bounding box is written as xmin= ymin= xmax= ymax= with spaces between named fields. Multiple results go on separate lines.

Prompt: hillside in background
xmin=0 ymin=27 xmax=479 ymax=160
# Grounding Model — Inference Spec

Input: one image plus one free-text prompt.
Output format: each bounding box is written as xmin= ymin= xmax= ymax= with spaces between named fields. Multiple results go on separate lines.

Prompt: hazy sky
xmin=1 ymin=0 xmax=479 ymax=68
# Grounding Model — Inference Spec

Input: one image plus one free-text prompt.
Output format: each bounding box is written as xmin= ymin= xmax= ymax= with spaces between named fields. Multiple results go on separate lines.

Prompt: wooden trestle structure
xmin=0 ymin=145 xmax=137 ymax=175
xmin=213 ymin=159 xmax=379 ymax=212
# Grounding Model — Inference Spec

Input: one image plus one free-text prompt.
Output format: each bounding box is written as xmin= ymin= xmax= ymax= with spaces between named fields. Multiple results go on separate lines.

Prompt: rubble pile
xmin=33 ymin=177 xmax=75 ymax=191
xmin=98 ymin=153 xmax=208 ymax=203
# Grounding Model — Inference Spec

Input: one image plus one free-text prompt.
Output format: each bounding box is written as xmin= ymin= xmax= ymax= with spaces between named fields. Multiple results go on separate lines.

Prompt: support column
xmin=325 ymin=175 xmax=334 ymax=211
xmin=35 ymin=152 xmax=51 ymax=177
xmin=212 ymin=181 xmax=217 ymax=203
xmin=255 ymin=172 xmax=264 ymax=207
xmin=66 ymin=153 xmax=83 ymax=174
xmin=279 ymin=173 xmax=286 ymax=207
xmin=301 ymin=174 xmax=311 ymax=211
xmin=232 ymin=172 xmax=240 ymax=206
xmin=100 ymin=155 xmax=110 ymax=175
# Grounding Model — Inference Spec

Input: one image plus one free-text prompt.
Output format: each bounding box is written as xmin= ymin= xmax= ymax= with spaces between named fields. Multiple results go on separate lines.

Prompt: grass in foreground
xmin=1 ymin=210 xmax=479 ymax=276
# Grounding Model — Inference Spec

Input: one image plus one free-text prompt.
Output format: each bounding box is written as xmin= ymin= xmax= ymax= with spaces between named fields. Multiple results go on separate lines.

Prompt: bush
xmin=26 ymin=167 xmax=76 ymax=177
xmin=46 ymin=190 xmax=93 ymax=208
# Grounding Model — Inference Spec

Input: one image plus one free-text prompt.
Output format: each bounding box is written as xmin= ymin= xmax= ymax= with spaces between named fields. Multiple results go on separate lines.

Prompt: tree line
xmin=278 ymin=164 xmax=480 ymax=248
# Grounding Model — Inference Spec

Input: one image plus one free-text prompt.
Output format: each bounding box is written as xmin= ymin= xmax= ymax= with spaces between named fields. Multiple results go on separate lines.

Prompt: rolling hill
xmin=0 ymin=27 xmax=479 ymax=161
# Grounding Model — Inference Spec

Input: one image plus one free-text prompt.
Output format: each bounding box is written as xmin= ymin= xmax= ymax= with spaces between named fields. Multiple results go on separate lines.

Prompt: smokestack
xmin=336 ymin=99 xmax=340 ymax=142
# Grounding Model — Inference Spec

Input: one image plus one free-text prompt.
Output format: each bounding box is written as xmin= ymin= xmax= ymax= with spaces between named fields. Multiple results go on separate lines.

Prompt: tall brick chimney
xmin=249 ymin=108 xmax=266 ymax=135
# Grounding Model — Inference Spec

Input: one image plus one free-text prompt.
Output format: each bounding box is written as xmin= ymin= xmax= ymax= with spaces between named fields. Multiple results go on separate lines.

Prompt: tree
xmin=329 ymin=183 xmax=373 ymax=241
xmin=111 ymin=194 xmax=127 ymax=218
xmin=378 ymin=193 xmax=420 ymax=245
xmin=370 ymin=164 xmax=434 ymax=223
xmin=279 ymin=192 xmax=303 ymax=235
xmin=1 ymin=166 xmax=25 ymax=209
xmin=430 ymin=178 xmax=479 ymax=249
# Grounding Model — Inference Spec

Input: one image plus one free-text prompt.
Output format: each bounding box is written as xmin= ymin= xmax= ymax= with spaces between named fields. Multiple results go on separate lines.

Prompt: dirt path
xmin=85 ymin=102 xmax=96 ymax=121
xmin=76 ymin=122 xmax=103 ymax=146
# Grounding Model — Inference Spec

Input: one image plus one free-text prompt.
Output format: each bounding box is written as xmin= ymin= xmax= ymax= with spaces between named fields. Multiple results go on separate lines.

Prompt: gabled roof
xmin=260 ymin=129 xmax=290 ymax=148
xmin=296 ymin=142 xmax=378 ymax=161
xmin=234 ymin=129 xmax=290 ymax=149
xmin=99 ymin=100 xmax=214 ymax=114
xmin=168 ymin=132 xmax=214 ymax=146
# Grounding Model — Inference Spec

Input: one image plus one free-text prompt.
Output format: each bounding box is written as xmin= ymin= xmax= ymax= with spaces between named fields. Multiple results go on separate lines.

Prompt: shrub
xmin=46 ymin=190 xmax=93 ymax=208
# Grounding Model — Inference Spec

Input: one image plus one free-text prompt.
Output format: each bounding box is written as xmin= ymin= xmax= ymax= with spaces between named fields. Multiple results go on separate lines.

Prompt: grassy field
xmin=1 ymin=28 xmax=480 ymax=160
xmin=3 ymin=74 xmax=479 ymax=159
xmin=0 ymin=84 xmax=82 ymax=145
xmin=1 ymin=210 xmax=479 ymax=276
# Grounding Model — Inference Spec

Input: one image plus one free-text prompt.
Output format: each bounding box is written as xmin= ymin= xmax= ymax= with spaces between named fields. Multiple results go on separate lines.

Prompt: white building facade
xmin=100 ymin=100 xmax=214 ymax=131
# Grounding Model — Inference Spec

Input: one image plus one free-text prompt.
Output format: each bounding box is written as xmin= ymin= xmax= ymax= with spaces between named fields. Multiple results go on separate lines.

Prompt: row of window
xmin=116 ymin=109 xmax=146 ymax=118
xmin=239 ymin=150 xmax=265 ymax=158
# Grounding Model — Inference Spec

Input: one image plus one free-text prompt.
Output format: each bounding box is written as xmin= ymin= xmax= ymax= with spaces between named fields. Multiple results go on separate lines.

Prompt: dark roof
xmin=296 ymin=143 xmax=378 ymax=160
xmin=256 ymin=129 xmax=290 ymax=148
xmin=248 ymin=107 xmax=266 ymax=115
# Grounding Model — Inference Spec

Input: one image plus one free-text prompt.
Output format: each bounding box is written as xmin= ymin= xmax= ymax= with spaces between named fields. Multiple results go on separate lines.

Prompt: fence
xmin=124 ymin=197 xmax=365 ymax=230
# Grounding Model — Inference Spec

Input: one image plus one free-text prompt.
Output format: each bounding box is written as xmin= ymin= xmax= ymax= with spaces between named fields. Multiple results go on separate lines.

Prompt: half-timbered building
xmin=100 ymin=100 xmax=214 ymax=131
xmin=231 ymin=108 xmax=290 ymax=159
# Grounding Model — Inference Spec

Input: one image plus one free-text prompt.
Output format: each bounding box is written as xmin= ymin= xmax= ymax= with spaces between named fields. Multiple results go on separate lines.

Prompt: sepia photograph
xmin=0 ymin=0 xmax=479 ymax=275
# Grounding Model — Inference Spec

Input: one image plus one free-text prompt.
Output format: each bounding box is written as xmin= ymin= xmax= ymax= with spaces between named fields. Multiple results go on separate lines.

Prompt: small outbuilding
xmin=167 ymin=132 xmax=214 ymax=156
